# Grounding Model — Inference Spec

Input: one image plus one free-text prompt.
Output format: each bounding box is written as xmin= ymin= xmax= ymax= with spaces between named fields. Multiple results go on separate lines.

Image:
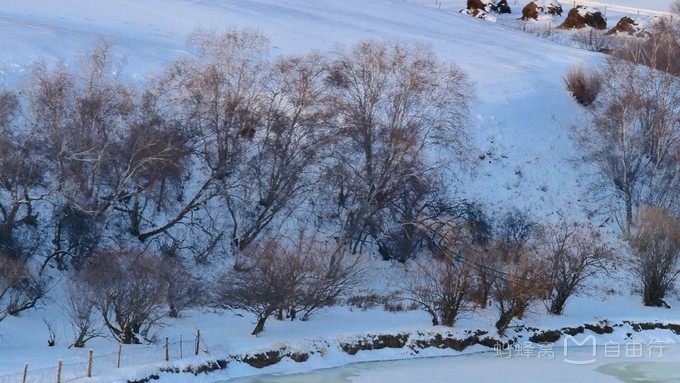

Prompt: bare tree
xmin=217 ymin=235 xmax=361 ymax=335
xmin=287 ymin=236 xmax=362 ymax=321
xmin=613 ymin=20 xmax=680 ymax=75
xmin=0 ymin=90 xmax=45 ymax=263
xmin=78 ymin=248 xmax=171 ymax=344
xmin=626 ymin=205 xmax=680 ymax=307
xmin=489 ymin=241 xmax=547 ymax=335
xmin=216 ymin=239 xmax=288 ymax=335
xmin=23 ymin=41 xmax=201 ymax=268
xmin=402 ymin=255 xmax=474 ymax=326
xmin=225 ymin=52 xmax=331 ymax=252
xmin=141 ymin=28 xmax=273 ymax=258
xmin=323 ymin=40 xmax=473 ymax=259
xmin=64 ymin=280 xmax=102 ymax=348
xmin=537 ymin=218 xmax=612 ymax=315
xmin=27 ymin=42 xmax=132 ymax=268
xmin=672 ymin=0 xmax=680 ymax=17
xmin=573 ymin=51 xmax=680 ymax=231
xmin=469 ymin=208 xmax=533 ymax=309
xmin=474 ymin=210 xmax=547 ymax=335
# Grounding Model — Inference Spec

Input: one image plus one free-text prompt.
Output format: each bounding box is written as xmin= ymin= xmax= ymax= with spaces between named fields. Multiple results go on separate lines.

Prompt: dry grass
xmin=563 ymin=65 xmax=602 ymax=106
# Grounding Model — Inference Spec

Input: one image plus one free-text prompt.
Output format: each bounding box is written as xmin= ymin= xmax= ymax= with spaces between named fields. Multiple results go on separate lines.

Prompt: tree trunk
xmin=251 ymin=316 xmax=268 ymax=336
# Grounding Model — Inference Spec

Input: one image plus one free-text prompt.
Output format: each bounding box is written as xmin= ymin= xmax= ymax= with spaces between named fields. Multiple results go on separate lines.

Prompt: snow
xmin=532 ymin=0 xmax=563 ymax=11
xmin=0 ymin=0 xmax=678 ymax=382
xmin=576 ymin=5 xmax=603 ymax=17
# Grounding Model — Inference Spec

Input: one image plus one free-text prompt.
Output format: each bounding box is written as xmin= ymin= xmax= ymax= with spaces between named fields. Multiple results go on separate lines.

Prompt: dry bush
xmin=64 ymin=280 xmax=102 ymax=348
xmin=290 ymin=243 xmax=363 ymax=321
xmin=401 ymin=255 xmax=474 ymax=327
xmin=160 ymin=258 xmax=202 ymax=318
xmin=217 ymin=236 xmax=362 ymax=335
xmin=346 ymin=292 xmax=386 ymax=310
xmin=488 ymin=241 xmax=547 ymax=335
xmin=626 ymin=206 xmax=680 ymax=308
xmin=563 ymin=65 xmax=602 ymax=106
xmin=77 ymin=248 xmax=176 ymax=344
xmin=472 ymin=209 xmax=547 ymax=335
xmin=470 ymin=208 xmax=534 ymax=309
xmin=536 ymin=219 xmax=612 ymax=315
xmin=517 ymin=20 xmax=560 ymax=41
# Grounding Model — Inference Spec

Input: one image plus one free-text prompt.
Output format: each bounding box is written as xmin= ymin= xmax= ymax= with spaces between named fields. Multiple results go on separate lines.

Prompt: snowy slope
xmin=0 ymin=0 xmax=677 ymax=382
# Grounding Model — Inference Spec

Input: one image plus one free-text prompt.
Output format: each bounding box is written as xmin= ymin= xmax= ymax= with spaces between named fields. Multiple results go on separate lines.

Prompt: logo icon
xmin=563 ymin=335 xmax=597 ymax=365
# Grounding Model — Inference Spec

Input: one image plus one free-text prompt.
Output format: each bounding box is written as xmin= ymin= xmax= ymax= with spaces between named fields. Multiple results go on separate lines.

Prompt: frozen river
xmin=223 ymin=344 xmax=680 ymax=383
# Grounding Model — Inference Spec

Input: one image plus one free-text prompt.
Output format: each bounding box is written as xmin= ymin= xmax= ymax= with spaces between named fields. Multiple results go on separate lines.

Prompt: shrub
xmin=537 ymin=219 xmax=612 ymax=315
xmin=64 ymin=279 xmax=103 ymax=348
xmin=77 ymin=248 xmax=178 ymax=344
xmin=563 ymin=65 xmax=602 ymax=106
xmin=217 ymin=236 xmax=362 ymax=335
xmin=626 ymin=206 xmax=680 ymax=308
xmin=401 ymin=255 xmax=474 ymax=327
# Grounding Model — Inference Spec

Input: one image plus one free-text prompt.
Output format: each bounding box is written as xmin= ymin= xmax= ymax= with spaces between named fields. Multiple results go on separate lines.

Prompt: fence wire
xmin=0 ymin=334 xmax=204 ymax=383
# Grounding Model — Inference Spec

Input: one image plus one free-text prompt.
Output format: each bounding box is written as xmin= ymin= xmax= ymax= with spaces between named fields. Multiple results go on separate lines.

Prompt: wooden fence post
xmin=195 ymin=329 xmax=200 ymax=356
xmin=87 ymin=349 xmax=93 ymax=378
xmin=56 ymin=360 xmax=62 ymax=383
xmin=165 ymin=337 xmax=169 ymax=362
xmin=21 ymin=363 xmax=28 ymax=383
xmin=180 ymin=335 xmax=183 ymax=359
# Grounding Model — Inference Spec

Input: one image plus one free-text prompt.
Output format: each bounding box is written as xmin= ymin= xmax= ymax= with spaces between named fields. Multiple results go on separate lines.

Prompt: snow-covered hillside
xmin=0 ymin=0 xmax=677 ymax=382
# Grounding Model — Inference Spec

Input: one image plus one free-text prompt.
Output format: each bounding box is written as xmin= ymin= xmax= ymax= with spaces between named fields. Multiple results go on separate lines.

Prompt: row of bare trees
xmin=402 ymin=212 xmax=613 ymax=334
xmin=1 ymin=30 xmax=473 ymax=264
xmin=0 ymin=29 xmax=477 ymax=341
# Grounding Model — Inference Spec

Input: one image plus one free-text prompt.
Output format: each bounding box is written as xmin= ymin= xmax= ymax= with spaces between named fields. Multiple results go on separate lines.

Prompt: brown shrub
xmin=626 ymin=206 xmax=680 ymax=308
xmin=218 ymin=236 xmax=362 ymax=335
xmin=563 ymin=65 xmax=602 ymax=106
xmin=78 ymin=248 xmax=177 ymax=344
xmin=401 ymin=256 xmax=474 ymax=327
